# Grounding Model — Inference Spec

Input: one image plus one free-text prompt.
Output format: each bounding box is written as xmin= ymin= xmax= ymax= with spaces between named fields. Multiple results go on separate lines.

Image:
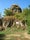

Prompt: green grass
xmin=0 ymin=27 xmax=25 ymax=34
xmin=0 ymin=11 xmax=30 ymax=34
xmin=27 ymin=26 xmax=30 ymax=34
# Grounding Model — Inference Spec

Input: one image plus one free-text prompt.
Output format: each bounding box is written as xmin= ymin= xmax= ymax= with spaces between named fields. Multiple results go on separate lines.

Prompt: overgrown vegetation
xmin=0 ymin=5 xmax=30 ymax=34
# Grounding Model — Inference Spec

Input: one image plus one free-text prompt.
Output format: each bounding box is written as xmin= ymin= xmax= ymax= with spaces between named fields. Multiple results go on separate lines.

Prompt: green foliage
xmin=4 ymin=9 xmax=12 ymax=16
xmin=2 ymin=5 xmax=30 ymax=34
xmin=14 ymin=8 xmax=30 ymax=34
xmin=24 ymin=8 xmax=30 ymax=34
xmin=27 ymin=26 xmax=30 ymax=34
xmin=23 ymin=8 xmax=30 ymax=19
xmin=23 ymin=8 xmax=30 ymax=24
xmin=14 ymin=12 xmax=26 ymax=20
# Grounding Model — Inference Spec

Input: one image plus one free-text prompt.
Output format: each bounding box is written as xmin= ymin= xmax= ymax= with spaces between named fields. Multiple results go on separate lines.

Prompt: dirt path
xmin=6 ymin=32 xmax=30 ymax=39
xmin=6 ymin=32 xmax=21 ymax=36
xmin=23 ymin=32 xmax=30 ymax=39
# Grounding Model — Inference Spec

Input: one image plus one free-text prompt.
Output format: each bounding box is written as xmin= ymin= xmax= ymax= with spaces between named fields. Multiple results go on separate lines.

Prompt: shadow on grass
xmin=0 ymin=34 xmax=6 ymax=40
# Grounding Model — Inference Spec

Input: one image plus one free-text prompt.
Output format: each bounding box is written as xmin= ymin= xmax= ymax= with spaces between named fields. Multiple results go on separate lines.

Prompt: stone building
xmin=2 ymin=5 xmax=22 ymax=29
xmin=10 ymin=4 xmax=22 ymax=14
xmin=0 ymin=5 xmax=27 ymax=30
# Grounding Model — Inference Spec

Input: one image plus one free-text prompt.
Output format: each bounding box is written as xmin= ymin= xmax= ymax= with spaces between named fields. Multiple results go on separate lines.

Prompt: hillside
xmin=0 ymin=5 xmax=30 ymax=40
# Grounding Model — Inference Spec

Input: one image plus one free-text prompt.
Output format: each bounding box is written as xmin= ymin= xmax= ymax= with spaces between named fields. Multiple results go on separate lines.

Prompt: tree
xmin=0 ymin=13 xmax=1 ymax=17
xmin=28 ymin=5 xmax=30 ymax=9
xmin=14 ymin=12 xmax=25 ymax=20
xmin=4 ymin=5 xmax=22 ymax=16
xmin=23 ymin=6 xmax=30 ymax=26
xmin=4 ymin=9 xmax=12 ymax=16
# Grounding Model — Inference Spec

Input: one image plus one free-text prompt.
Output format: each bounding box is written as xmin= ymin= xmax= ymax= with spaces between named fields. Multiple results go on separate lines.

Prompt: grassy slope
xmin=0 ymin=10 xmax=30 ymax=34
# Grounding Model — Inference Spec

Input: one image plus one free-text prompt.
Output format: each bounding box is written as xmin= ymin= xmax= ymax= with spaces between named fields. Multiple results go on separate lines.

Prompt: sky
xmin=0 ymin=0 xmax=30 ymax=16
